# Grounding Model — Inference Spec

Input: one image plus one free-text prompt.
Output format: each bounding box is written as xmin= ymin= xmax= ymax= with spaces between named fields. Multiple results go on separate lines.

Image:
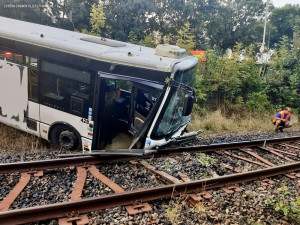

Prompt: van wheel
xmin=51 ymin=125 xmax=81 ymax=151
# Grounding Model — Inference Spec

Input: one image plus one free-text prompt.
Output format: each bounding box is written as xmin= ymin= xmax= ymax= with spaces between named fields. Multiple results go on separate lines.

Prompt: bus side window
xmin=0 ymin=50 xmax=6 ymax=60
xmin=4 ymin=52 xmax=14 ymax=62
xmin=0 ymin=49 xmax=29 ymax=65
xmin=29 ymin=57 xmax=38 ymax=67
xmin=14 ymin=54 xmax=26 ymax=64
xmin=40 ymin=60 xmax=93 ymax=117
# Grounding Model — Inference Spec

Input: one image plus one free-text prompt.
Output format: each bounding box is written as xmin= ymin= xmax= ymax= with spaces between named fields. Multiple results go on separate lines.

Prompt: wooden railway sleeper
xmin=228 ymin=149 xmax=298 ymax=179
xmin=60 ymin=166 xmax=89 ymax=225
xmin=0 ymin=170 xmax=43 ymax=212
xmin=279 ymin=143 xmax=300 ymax=151
xmin=140 ymin=161 xmax=217 ymax=208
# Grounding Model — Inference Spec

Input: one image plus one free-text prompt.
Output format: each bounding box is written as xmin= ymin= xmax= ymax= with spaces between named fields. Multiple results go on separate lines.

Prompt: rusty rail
xmin=0 ymin=162 xmax=299 ymax=225
xmin=1 ymin=136 xmax=300 ymax=175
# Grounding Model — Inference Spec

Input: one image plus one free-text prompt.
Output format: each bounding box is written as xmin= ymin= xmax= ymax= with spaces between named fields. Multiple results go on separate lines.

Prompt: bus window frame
xmin=98 ymin=72 xmax=164 ymax=90
xmin=38 ymin=58 xmax=95 ymax=118
xmin=96 ymin=71 xmax=166 ymax=149
xmin=0 ymin=47 xmax=40 ymax=102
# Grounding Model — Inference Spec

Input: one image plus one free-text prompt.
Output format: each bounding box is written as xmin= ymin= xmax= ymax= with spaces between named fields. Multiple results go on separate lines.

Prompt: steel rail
xmin=0 ymin=162 xmax=299 ymax=225
xmin=160 ymin=136 xmax=300 ymax=154
xmin=1 ymin=136 xmax=300 ymax=175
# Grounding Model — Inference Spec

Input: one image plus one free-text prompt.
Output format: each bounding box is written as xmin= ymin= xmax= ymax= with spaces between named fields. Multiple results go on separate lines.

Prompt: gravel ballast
xmin=0 ymin=130 xmax=299 ymax=224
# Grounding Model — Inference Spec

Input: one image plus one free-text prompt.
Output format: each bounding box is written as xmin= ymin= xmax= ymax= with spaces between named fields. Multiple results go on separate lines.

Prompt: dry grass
xmin=0 ymin=109 xmax=299 ymax=154
xmin=0 ymin=123 xmax=52 ymax=155
xmin=188 ymin=110 xmax=300 ymax=136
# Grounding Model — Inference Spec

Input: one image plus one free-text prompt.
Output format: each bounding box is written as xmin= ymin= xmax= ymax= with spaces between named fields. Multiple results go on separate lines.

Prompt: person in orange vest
xmin=273 ymin=107 xmax=292 ymax=132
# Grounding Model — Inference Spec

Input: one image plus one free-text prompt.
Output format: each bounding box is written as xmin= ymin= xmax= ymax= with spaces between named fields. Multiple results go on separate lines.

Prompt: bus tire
xmin=50 ymin=125 xmax=81 ymax=151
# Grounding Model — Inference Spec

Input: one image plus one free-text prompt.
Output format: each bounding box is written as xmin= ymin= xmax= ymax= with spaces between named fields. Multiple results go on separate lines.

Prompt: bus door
xmin=95 ymin=77 xmax=133 ymax=149
xmin=128 ymin=83 xmax=163 ymax=149
xmin=93 ymin=73 xmax=163 ymax=150
xmin=0 ymin=53 xmax=29 ymax=131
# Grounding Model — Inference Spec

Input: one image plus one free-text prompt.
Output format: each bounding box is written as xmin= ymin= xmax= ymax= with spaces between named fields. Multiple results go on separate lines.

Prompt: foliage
xmin=0 ymin=0 xmax=54 ymax=26
xmin=2 ymin=0 xmax=299 ymax=118
xmin=90 ymin=3 xmax=105 ymax=35
xmin=267 ymin=186 xmax=300 ymax=223
xmin=4 ymin=0 xmax=300 ymax=51
xmin=204 ymin=0 xmax=265 ymax=51
xmin=192 ymin=34 xmax=300 ymax=115
xmin=246 ymin=92 xmax=272 ymax=113
xmin=269 ymin=4 xmax=300 ymax=47
xmin=164 ymin=161 xmax=172 ymax=168
xmin=139 ymin=33 xmax=156 ymax=48
xmin=166 ymin=203 xmax=182 ymax=225
xmin=196 ymin=153 xmax=216 ymax=167
xmin=199 ymin=43 xmax=263 ymax=113
xmin=128 ymin=31 xmax=138 ymax=44
xmin=265 ymin=35 xmax=300 ymax=112
xmin=176 ymin=22 xmax=196 ymax=52
xmin=47 ymin=0 xmax=98 ymax=31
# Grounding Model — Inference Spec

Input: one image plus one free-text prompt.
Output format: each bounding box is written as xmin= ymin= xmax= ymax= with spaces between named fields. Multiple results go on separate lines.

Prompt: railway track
xmin=0 ymin=136 xmax=299 ymax=225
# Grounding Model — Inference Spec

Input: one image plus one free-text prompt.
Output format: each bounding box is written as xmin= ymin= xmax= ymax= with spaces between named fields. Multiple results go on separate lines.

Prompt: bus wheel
xmin=51 ymin=125 xmax=81 ymax=151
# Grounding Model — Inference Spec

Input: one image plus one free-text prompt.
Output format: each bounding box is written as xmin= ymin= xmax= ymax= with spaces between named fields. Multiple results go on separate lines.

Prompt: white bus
xmin=0 ymin=16 xmax=198 ymax=152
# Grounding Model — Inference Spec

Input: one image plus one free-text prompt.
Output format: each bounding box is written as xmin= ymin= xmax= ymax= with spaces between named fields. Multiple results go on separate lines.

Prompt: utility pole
xmin=69 ymin=10 xmax=76 ymax=31
xmin=260 ymin=0 xmax=270 ymax=54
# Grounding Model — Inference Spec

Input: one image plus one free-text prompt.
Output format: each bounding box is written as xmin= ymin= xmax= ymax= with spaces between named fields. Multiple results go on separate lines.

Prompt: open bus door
xmin=92 ymin=72 xmax=163 ymax=151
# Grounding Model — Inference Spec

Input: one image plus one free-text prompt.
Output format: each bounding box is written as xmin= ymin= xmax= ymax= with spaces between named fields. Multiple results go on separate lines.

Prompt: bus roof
xmin=0 ymin=16 xmax=194 ymax=73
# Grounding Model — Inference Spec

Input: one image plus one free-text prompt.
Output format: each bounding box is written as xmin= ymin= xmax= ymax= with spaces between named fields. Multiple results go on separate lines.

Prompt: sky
xmin=271 ymin=0 xmax=300 ymax=7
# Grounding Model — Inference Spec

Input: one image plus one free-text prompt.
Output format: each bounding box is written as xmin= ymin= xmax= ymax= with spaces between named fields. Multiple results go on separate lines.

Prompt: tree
xmin=101 ymin=0 xmax=153 ymax=41
xmin=128 ymin=31 xmax=138 ymax=44
xmin=139 ymin=33 xmax=156 ymax=47
xmin=269 ymin=4 xmax=300 ymax=46
xmin=176 ymin=22 xmax=196 ymax=52
xmin=45 ymin=0 xmax=98 ymax=31
xmin=205 ymin=0 xmax=265 ymax=52
xmin=90 ymin=3 xmax=105 ymax=35
xmin=265 ymin=36 xmax=299 ymax=110
xmin=0 ymin=0 xmax=53 ymax=26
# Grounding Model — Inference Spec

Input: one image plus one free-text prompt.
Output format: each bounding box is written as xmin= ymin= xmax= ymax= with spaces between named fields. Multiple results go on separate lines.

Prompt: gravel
xmin=85 ymin=175 xmax=299 ymax=224
xmin=81 ymin=172 xmax=113 ymax=198
xmin=165 ymin=130 xmax=300 ymax=148
xmin=0 ymin=130 xmax=299 ymax=224
xmin=97 ymin=162 xmax=163 ymax=191
xmin=0 ymin=173 xmax=20 ymax=202
xmin=9 ymin=168 xmax=76 ymax=209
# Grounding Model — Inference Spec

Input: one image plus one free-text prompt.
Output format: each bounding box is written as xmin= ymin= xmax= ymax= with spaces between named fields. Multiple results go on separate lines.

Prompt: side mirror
xmin=183 ymin=94 xmax=195 ymax=116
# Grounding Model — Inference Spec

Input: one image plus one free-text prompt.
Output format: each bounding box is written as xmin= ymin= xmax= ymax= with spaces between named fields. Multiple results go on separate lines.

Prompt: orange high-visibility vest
xmin=273 ymin=111 xmax=291 ymax=123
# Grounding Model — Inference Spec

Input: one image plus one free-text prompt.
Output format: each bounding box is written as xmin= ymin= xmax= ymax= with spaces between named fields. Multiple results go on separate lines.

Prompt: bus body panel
xmin=40 ymin=122 xmax=49 ymax=140
xmin=82 ymin=137 xmax=92 ymax=152
xmin=0 ymin=16 xmax=199 ymax=151
xmin=0 ymin=58 xmax=28 ymax=131
xmin=39 ymin=105 xmax=93 ymax=140
xmin=28 ymin=101 xmax=40 ymax=121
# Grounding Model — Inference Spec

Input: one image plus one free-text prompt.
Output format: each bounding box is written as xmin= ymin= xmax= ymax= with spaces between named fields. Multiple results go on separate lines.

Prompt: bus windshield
xmin=152 ymin=66 xmax=197 ymax=138
xmin=174 ymin=66 xmax=197 ymax=86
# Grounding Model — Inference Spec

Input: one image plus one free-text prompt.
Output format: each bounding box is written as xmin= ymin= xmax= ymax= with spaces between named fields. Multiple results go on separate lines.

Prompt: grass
xmin=188 ymin=110 xmax=300 ymax=136
xmin=0 ymin=123 xmax=52 ymax=155
xmin=166 ymin=203 xmax=182 ymax=225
